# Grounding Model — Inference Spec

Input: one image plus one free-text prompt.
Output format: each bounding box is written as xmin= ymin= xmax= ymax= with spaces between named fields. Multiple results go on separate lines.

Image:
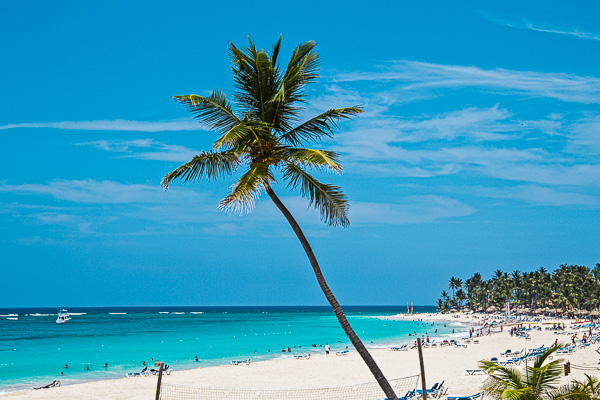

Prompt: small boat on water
xmin=56 ymin=309 xmax=71 ymax=324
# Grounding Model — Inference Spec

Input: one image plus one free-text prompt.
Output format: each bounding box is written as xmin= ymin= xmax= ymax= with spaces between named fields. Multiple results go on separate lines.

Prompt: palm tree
xmin=449 ymin=276 xmax=462 ymax=305
xmin=480 ymin=344 xmax=590 ymax=399
xmin=161 ymin=37 xmax=397 ymax=399
xmin=455 ymin=288 xmax=467 ymax=308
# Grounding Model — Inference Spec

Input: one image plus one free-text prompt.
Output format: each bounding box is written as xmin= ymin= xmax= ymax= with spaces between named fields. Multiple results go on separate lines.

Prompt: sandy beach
xmin=3 ymin=312 xmax=599 ymax=399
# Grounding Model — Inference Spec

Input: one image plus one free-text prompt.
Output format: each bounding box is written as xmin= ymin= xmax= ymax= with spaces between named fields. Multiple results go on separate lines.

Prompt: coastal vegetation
xmin=480 ymin=344 xmax=592 ymax=399
xmin=438 ymin=264 xmax=600 ymax=314
xmin=161 ymin=37 xmax=398 ymax=399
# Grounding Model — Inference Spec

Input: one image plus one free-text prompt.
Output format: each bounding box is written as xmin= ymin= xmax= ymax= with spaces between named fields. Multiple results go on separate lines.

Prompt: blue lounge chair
xmin=447 ymin=391 xmax=484 ymax=400
xmin=336 ymin=350 xmax=349 ymax=356
xmin=126 ymin=366 xmax=148 ymax=377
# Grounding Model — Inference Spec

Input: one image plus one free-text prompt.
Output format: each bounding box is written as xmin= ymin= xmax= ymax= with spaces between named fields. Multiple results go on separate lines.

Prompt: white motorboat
xmin=56 ymin=309 xmax=71 ymax=324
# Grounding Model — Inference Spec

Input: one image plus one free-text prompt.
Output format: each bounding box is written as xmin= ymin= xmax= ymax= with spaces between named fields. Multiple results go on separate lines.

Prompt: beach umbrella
xmin=534 ymin=308 xmax=545 ymax=314
xmin=578 ymin=310 xmax=589 ymax=315
xmin=590 ymin=310 xmax=600 ymax=317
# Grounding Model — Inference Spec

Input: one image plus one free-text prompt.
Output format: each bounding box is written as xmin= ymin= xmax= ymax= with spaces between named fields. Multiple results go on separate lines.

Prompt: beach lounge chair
xmin=230 ymin=359 xmax=251 ymax=365
xmin=336 ymin=350 xmax=349 ymax=356
xmin=381 ymin=389 xmax=416 ymax=400
xmin=33 ymin=380 xmax=61 ymax=389
xmin=150 ymin=364 xmax=172 ymax=375
xmin=447 ymin=391 xmax=484 ymax=400
xmin=466 ymin=369 xmax=484 ymax=375
xmin=417 ymin=381 xmax=445 ymax=398
xmin=293 ymin=354 xmax=311 ymax=360
xmin=126 ymin=366 xmax=148 ymax=377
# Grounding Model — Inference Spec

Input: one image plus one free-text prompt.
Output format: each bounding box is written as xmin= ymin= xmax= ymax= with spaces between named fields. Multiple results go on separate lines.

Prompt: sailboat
xmin=56 ymin=309 xmax=71 ymax=324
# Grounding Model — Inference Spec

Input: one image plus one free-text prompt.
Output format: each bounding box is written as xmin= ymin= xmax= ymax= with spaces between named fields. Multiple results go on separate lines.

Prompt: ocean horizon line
xmin=0 ymin=304 xmax=436 ymax=310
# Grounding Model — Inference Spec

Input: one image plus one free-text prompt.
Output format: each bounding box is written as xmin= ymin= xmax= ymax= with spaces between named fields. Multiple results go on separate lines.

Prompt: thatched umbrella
xmin=533 ymin=308 xmax=545 ymax=315
xmin=590 ymin=310 xmax=600 ymax=317
xmin=578 ymin=309 xmax=589 ymax=316
xmin=486 ymin=306 xmax=496 ymax=313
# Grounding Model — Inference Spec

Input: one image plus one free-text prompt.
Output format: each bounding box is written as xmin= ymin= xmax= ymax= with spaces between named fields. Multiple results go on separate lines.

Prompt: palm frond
xmin=213 ymin=120 xmax=272 ymax=150
xmin=282 ymin=163 xmax=349 ymax=227
xmin=546 ymin=382 xmax=593 ymax=400
xmin=271 ymin=34 xmax=282 ymax=66
xmin=229 ymin=39 xmax=281 ymax=123
xmin=498 ymin=387 xmax=532 ymax=400
xmin=280 ymin=107 xmax=363 ymax=146
xmin=219 ymin=163 xmax=275 ymax=214
xmin=266 ymin=41 xmax=319 ymax=130
xmin=161 ymin=150 xmax=241 ymax=188
xmin=173 ymin=90 xmax=239 ymax=133
xmin=533 ymin=344 xmax=562 ymax=369
xmin=480 ymin=361 xmax=525 ymax=389
xmin=528 ymin=359 xmax=564 ymax=394
xmin=274 ymin=148 xmax=342 ymax=172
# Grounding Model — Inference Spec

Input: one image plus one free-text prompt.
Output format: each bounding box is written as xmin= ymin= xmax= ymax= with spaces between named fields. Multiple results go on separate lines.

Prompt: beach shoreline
xmin=4 ymin=311 xmax=599 ymax=399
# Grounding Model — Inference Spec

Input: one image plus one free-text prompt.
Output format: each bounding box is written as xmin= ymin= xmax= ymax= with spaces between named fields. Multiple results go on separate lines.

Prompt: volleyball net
xmin=159 ymin=375 xmax=420 ymax=400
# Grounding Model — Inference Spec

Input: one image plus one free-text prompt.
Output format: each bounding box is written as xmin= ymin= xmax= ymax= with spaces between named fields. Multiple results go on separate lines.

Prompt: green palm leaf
xmin=275 ymin=148 xmax=342 ymax=172
xmin=280 ymin=107 xmax=363 ymax=146
xmin=282 ymin=162 xmax=349 ymax=227
xmin=172 ymin=90 xmax=239 ymax=134
xmin=219 ymin=163 xmax=275 ymax=214
xmin=161 ymin=150 xmax=241 ymax=188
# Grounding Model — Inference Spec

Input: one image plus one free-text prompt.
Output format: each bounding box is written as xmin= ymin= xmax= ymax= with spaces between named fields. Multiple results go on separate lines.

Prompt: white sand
xmin=3 ymin=313 xmax=598 ymax=399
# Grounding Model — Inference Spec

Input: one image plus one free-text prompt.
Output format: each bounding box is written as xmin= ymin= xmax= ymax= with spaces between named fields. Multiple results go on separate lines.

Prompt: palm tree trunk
xmin=266 ymin=186 xmax=398 ymax=400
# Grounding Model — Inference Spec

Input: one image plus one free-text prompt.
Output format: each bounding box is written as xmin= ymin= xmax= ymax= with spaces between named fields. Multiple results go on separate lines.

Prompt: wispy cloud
xmin=0 ymin=179 xmax=203 ymax=204
xmin=0 ymin=119 xmax=205 ymax=132
xmin=483 ymin=13 xmax=600 ymax=41
xmin=333 ymin=61 xmax=600 ymax=104
xmin=469 ymin=185 xmax=600 ymax=207
xmin=77 ymin=139 xmax=200 ymax=162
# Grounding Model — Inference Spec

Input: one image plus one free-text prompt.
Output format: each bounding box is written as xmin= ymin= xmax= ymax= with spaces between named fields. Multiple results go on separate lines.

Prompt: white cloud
xmin=0 ymin=180 xmax=203 ymax=204
xmin=0 ymin=119 xmax=205 ymax=132
xmin=482 ymin=13 xmax=600 ymax=41
xmin=333 ymin=61 xmax=600 ymax=104
xmin=77 ymin=139 xmax=200 ymax=162
xmin=471 ymin=185 xmax=600 ymax=207
xmin=349 ymin=196 xmax=476 ymax=224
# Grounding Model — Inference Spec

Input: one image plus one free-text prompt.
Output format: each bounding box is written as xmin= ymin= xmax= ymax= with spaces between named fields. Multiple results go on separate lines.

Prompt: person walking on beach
xmin=325 ymin=343 xmax=330 ymax=355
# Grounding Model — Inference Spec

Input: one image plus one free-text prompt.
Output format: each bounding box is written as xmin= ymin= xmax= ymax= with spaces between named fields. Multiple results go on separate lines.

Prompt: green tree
xmin=161 ymin=37 xmax=398 ymax=399
xmin=480 ymin=344 xmax=590 ymax=400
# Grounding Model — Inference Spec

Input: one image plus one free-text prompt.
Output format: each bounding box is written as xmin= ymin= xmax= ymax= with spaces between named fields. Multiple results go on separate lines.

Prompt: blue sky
xmin=1 ymin=1 xmax=599 ymax=307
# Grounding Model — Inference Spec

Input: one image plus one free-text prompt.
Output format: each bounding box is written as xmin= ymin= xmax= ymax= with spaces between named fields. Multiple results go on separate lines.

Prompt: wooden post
xmin=417 ymin=338 xmax=427 ymax=400
xmin=155 ymin=362 xmax=164 ymax=400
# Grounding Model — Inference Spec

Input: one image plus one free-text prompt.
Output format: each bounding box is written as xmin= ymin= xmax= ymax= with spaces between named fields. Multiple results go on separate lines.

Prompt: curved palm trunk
xmin=266 ymin=187 xmax=398 ymax=400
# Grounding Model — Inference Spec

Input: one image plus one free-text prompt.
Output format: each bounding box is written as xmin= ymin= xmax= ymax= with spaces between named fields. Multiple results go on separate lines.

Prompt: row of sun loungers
xmin=230 ymin=359 xmax=251 ymax=365
xmin=391 ymin=340 xmax=469 ymax=352
xmin=126 ymin=364 xmax=172 ymax=377
xmin=293 ymin=354 xmax=311 ymax=360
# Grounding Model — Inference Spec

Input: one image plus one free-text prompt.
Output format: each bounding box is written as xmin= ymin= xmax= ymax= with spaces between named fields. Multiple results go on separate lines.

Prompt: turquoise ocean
xmin=0 ymin=306 xmax=465 ymax=393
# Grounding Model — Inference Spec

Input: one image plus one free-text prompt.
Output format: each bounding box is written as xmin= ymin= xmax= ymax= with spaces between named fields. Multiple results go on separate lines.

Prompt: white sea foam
xmin=29 ymin=313 xmax=52 ymax=316
xmin=172 ymin=312 xmax=185 ymax=315
xmin=108 ymin=313 xmax=127 ymax=315
xmin=159 ymin=312 xmax=169 ymax=314
xmin=190 ymin=312 xmax=204 ymax=314
xmin=1 ymin=314 xmax=17 ymax=317
xmin=69 ymin=313 xmax=87 ymax=315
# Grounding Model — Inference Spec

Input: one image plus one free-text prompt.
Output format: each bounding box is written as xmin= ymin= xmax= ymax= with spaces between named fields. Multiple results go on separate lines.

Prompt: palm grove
xmin=162 ymin=37 xmax=399 ymax=399
xmin=438 ymin=264 xmax=600 ymax=314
